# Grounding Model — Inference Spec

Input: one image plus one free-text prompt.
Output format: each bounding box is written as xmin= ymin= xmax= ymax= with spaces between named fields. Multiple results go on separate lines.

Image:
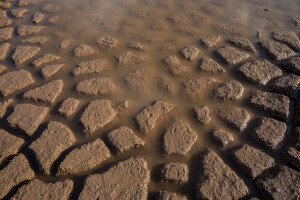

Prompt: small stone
xmin=32 ymin=54 xmax=60 ymax=68
xmin=231 ymin=144 xmax=275 ymax=179
xmin=161 ymin=162 xmax=188 ymax=184
xmin=107 ymin=126 xmax=145 ymax=152
xmin=158 ymin=191 xmax=188 ymax=200
xmin=163 ymin=119 xmax=197 ymax=155
xmin=272 ymin=31 xmax=300 ymax=52
xmin=57 ymin=138 xmax=110 ymax=175
xmin=194 ymin=106 xmax=211 ymax=125
xmin=163 ymin=55 xmax=179 ymax=67
xmin=200 ymin=35 xmax=221 ymax=48
xmin=255 ymin=165 xmax=300 ymax=200
xmin=218 ymin=107 xmax=250 ymax=131
xmin=29 ymin=121 xmax=76 ymax=175
xmin=17 ymin=25 xmax=45 ymax=36
xmin=180 ymin=46 xmax=199 ymax=60
xmin=196 ymin=150 xmax=249 ymax=200
xmin=129 ymin=41 xmax=145 ymax=50
xmin=0 ymin=65 xmax=6 ymax=74
xmin=78 ymin=157 xmax=150 ymax=200
xmin=76 ymin=78 xmax=117 ymax=95
xmin=135 ymin=101 xmax=174 ymax=133
xmin=214 ymin=80 xmax=244 ymax=100
xmin=0 ymin=98 xmax=12 ymax=118
xmin=0 ymin=154 xmax=35 ymax=199
xmin=42 ymin=3 xmax=61 ymax=13
xmin=58 ymin=39 xmax=70 ymax=49
xmin=216 ymin=46 xmax=250 ymax=66
xmin=0 ymin=2 xmax=11 ymax=9
xmin=183 ymin=77 xmax=215 ymax=98
xmin=0 ymin=70 xmax=35 ymax=96
xmin=250 ymin=117 xmax=287 ymax=150
xmin=21 ymin=36 xmax=48 ymax=44
xmin=7 ymin=104 xmax=48 ymax=136
xmin=124 ymin=68 xmax=152 ymax=93
xmin=116 ymin=51 xmax=144 ymax=66
xmin=41 ymin=64 xmax=64 ymax=78
xmin=269 ymin=74 xmax=300 ymax=97
xmin=211 ymin=128 xmax=234 ymax=147
xmin=73 ymin=44 xmax=95 ymax=58
xmin=12 ymin=179 xmax=73 ymax=200
xmin=80 ymin=99 xmax=116 ymax=135
xmin=24 ymin=80 xmax=63 ymax=104
xmin=58 ymin=98 xmax=80 ymax=117
xmin=198 ymin=57 xmax=225 ymax=73
xmin=72 ymin=59 xmax=107 ymax=76
xmin=32 ymin=12 xmax=44 ymax=23
xmin=228 ymin=37 xmax=256 ymax=52
xmin=0 ymin=43 xmax=9 ymax=61
xmin=0 ymin=18 xmax=12 ymax=28
xmin=238 ymin=59 xmax=282 ymax=86
xmin=249 ymin=90 xmax=290 ymax=122
xmin=260 ymin=40 xmax=295 ymax=61
xmin=281 ymin=56 xmax=300 ymax=75
xmin=94 ymin=36 xmax=118 ymax=48
xmin=0 ymin=129 xmax=25 ymax=164
xmin=11 ymin=8 xmax=27 ymax=18
xmin=12 ymin=46 xmax=41 ymax=65
xmin=0 ymin=27 xmax=13 ymax=42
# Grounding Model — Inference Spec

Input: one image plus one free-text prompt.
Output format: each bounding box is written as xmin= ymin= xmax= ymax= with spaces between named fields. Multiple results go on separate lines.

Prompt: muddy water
xmin=1 ymin=0 xmax=300 ymax=199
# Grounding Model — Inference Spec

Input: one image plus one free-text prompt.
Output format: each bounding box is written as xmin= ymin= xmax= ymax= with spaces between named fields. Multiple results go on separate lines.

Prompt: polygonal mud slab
xmin=42 ymin=3 xmax=61 ymax=12
xmin=216 ymin=46 xmax=250 ymax=66
xmin=0 ymin=129 xmax=25 ymax=164
xmin=214 ymin=80 xmax=244 ymax=101
xmin=158 ymin=191 xmax=188 ymax=200
xmin=116 ymin=51 xmax=144 ymax=66
xmin=231 ymin=144 xmax=275 ymax=179
xmin=0 ymin=154 xmax=35 ymax=199
xmin=78 ymin=157 xmax=150 ymax=200
xmin=255 ymin=165 xmax=300 ymax=200
xmin=76 ymin=78 xmax=117 ymax=95
xmin=195 ymin=150 xmax=249 ymax=200
xmin=183 ymin=77 xmax=215 ymax=98
xmin=80 ymin=99 xmax=116 ymax=135
xmin=260 ymin=40 xmax=295 ymax=61
xmin=249 ymin=117 xmax=287 ymax=150
xmin=24 ymin=80 xmax=63 ymax=104
xmin=41 ymin=64 xmax=64 ymax=78
xmin=124 ymin=68 xmax=152 ymax=93
xmin=217 ymin=107 xmax=250 ymax=132
xmin=163 ymin=55 xmax=180 ymax=67
xmin=198 ymin=57 xmax=225 ymax=73
xmin=281 ymin=146 xmax=300 ymax=170
xmin=228 ymin=37 xmax=256 ymax=52
xmin=269 ymin=74 xmax=300 ymax=97
xmin=0 ymin=2 xmax=11 ymax=9
xmin=0 ymin=18 xmax=12 ymax=28
xmin=129 ymin=41 xmax=145 ymax=50
xmin=107 ymin=126 xmax=145 ymax=152
xmin=32 ymin=54 xmax=60 ymax=68
xmin=249 ymin=90 xmax=290 ymax=122
xmin=194 ymin=106 xmax=211 ymax=125
xmin=0 ymin=27 xmax=13 ymax=42
xmin=161 ymin=162 xmax=188 ymax=184
xmin=200 ymin=35 xmax=221 ymax=48
xmin=58 ymin=98 xmax=80 ymax=117
xmin=272 ymin=31 xmax=300 ymax=52
xmin=72 ymin=59 xmax=107 ymax=76
xmin=238 ymin=59 xmax=282 ymax=86
xmin=281 ymin=56 xmax=300 ymax=75
xmin=11 ymin=8 xmax=27 ymax=18
xmin=0 ymin=98 xmax=13 ymax=118
xmin=17 ymin=25 xmax=45 ymax=36
xmin=18 ymin=0 xmax=43 ymax=7
xmin=12 ymin=46 xmax=41 ymax=65
xmin=73 ymin=44 xmax=95 ymax=58
xmin=180 ymin=46 xmax=199 ymax=60
xmin=0 ymin=10 xmax=7 ymax=19
xmin=32 ymin=12 xmax=44 ymax=23
xmin=58 ymin=39 xmax=70 ymax=49
xmin=7 ymin=104 xmax=48 ymax=136
xmin=210 ymin=128 xmax=234 ymax=147
xmin=29 ymin=121 xmax=76 ymax=175
xmin=57 ymin=138 xmax=110 ymax=175
xmin=12 ymin=179 xmax=73 ymax=200
xmin=21 ymin=36 xmax=48 ymax=44
xmin=0 ymin=43 xmax=10 ymax=61
xmin=0 ymin=65 xmax=6 ymax=74
xmin=95 ymin=36 xmax=118 ymax=48
xmin=163 ymin=119 xmax=197 ymax=155
xmin=135 ymin=101 xmax=174 ymax=133
xmin=169 ymin=65 xmax=190 ymax=76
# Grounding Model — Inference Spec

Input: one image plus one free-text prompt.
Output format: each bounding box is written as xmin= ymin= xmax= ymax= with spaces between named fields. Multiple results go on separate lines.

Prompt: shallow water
xmin=1 ymin=0 xmax=300 ymax=199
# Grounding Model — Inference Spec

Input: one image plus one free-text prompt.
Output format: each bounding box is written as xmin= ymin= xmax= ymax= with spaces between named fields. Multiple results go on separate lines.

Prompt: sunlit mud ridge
xmin=0 ymin=0 xmax=300 ymax=199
